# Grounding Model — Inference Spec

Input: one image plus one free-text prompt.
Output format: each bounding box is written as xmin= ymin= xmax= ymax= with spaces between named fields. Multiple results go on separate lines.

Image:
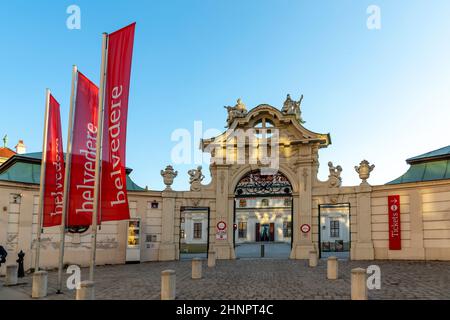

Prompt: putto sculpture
xmin=328 ymin=161 xmax=343 ymax=187
xmin=161 ymin=165 xmax=178 ymax=190
xmin=224 ymin=98 xmax=248 ymax=127
xmin=188 ymin=166 xmax=205 ymax=192
xmin=355 ymin=160 xmax=375 ymax=185
xmin=281 ymin=94 xmax=305 ymax=124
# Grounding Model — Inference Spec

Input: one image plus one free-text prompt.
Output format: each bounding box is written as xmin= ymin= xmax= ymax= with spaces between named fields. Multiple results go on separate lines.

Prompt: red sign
xmin=217 ymin=221 xmax=227 ymax=231
xmin=388 ymin=195 xmax=401 ymax=250
xmin=67 ymin=72 xmax=99 ymax=227
xmin=100 ymin=23 xmax=136 ymax=222
xmin=43 ymin=94 xmax=65 ymax=227
xmin=300 ymin=224 xmax=310 ymax=233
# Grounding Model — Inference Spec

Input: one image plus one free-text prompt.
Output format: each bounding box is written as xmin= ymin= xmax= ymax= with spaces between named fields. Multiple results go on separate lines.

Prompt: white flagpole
xmin=57 ymin=65 xmax=78 ymax=294
xmin=90 ymin=32 xmax=108 ymax=282
xmin=35 ymin=89 xmax=51 ymax=272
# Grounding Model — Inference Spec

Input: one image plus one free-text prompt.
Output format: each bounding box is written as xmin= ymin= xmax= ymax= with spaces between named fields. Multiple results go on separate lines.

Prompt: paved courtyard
xmin=1 ymin=259 xmax=450 ymax=300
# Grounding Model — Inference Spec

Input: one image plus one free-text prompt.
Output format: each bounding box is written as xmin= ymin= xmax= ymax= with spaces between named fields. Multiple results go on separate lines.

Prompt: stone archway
xmin=233 ymin=169 xmax=294 ymax=259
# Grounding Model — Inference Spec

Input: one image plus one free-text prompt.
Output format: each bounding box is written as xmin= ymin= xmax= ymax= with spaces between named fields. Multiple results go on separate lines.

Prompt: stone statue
xmin=160 ymin=165 xmax=178 ymax=190
xmin=281 ymin=94 xmax=305 ymax=124
xmin=188 ymin=166 xmax=205 ymax=192
xmin=328 ymin=161 xmax=343 ymax=187
xmin=355 ymin=160 xmax=375 ymax=185
xmin=2 ymin=134 xmax=7 ymax=148
xmin=224 ymin=98 xmax=248 ymax=126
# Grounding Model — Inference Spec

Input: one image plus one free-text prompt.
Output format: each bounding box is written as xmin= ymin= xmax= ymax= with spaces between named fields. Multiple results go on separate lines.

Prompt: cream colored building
xmin=1 ymin=97 xmax=450 ymax=274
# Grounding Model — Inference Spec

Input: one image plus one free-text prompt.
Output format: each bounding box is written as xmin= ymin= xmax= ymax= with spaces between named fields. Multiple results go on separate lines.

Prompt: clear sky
xmin=1 ymin=0 xmax=450 ymax=190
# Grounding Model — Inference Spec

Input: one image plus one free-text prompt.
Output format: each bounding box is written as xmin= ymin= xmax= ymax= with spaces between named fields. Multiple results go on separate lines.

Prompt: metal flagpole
xmin=57 ymin=65 xmax=78 ymax=294
xmin=90 ymin=33 xmax=108 ymax=282
xmin=35 ymin=89 xmax=51 ymax=272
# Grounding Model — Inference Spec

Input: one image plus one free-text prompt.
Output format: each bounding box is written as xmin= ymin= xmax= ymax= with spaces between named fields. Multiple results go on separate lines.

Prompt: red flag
xmin=43 ymin=95 xmax=65 ymax=227
xmin=100 ymin=23 xmax=135 ymax=222
xmin=67 ymin=72 xmax=99 ymax=227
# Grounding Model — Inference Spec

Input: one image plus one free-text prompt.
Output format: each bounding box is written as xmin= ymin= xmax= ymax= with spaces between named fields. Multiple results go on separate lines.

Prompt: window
xmin=283 ymin=221 xmax=292 ymax=237
xmin=180 ymin=229 xmax=185 ymax=239
xmin=254 ymin=118 xmax=275 ymax=139
xmin=330 ymin=220 xmax=340 ymax=238
xmin=238 ymin=221 xmax=247 ymax=238
xmin=146 ymin=234 xmax=157 ymax=242
xmin=151 ymin=201 xmax=159 ymax=209
xmin=193 ymin=223 xmax=202 ymax=239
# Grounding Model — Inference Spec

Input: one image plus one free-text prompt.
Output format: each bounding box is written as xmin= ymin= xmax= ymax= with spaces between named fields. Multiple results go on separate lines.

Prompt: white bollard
xmin=5 ymin=265 xmax=18 ymax=286
xmin=32 ymin=271 xmax=48 ymax=298
xmin=161 ymin=270 xmax=176 ymax=300
xmin=76 ymin=280 xmax=95 ymax=300
xmin=207 ymin=251 xmax=216 ymax=268
xmin=327 ymin=256 xmax=338 ymax=280
xmin=192 ymin=258 xmax=202 ymax=279
xmin=351 ymin=268 xmax=367 ymax=300
xmin=308 ymin=251 xmax=318 ymax=267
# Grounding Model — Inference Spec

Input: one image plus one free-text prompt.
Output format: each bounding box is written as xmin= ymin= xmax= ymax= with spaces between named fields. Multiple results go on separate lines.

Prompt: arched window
xmin=253 ymin=118 xmax=274 ymax=139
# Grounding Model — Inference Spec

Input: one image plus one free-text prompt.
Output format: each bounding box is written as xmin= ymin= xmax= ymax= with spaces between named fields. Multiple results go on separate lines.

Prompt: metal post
xmin=35 ymin=89 xmax=51 ymax=271
xmin=261 ymin=244 xmax=265 ymax=257
xmin=89 ymin=33 xmax=108 ymax=282
xmin=57 ymin=65 xmax=78 ymax=294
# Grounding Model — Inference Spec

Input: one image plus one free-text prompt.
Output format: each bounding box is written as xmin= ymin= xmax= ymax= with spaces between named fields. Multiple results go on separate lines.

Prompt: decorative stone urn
xmin=355 ymin=160 xmax=375 ymax=184
xmin=161 ymin=165 xmax=178 ymax=190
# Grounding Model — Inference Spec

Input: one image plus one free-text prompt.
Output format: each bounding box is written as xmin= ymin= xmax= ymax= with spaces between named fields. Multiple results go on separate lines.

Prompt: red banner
xmin=100 ymin=23 xmax=136 ymax=222
xmin=67 ymin=72 xmax=99 ymax=227
xmin=388 ymin=195 xmax=401 ymax=250
xmin=43 ymin=94 xmax=65 ymax=227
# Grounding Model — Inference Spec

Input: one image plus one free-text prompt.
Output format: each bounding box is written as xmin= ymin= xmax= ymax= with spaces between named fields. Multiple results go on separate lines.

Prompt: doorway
xmin=318 ymin=204 xmax=351 ymax=259
xmin=179 ymin=207 xmax=210 ymax=260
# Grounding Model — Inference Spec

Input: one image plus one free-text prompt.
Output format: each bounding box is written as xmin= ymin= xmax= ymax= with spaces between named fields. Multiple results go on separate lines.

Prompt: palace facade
xmin=1 ymin=95 xmax=450 ymax=274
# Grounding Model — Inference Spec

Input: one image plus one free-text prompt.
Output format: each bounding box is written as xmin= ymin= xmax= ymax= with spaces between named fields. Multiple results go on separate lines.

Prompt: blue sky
xmin=1 ymin=0 xmax=450 ymax=190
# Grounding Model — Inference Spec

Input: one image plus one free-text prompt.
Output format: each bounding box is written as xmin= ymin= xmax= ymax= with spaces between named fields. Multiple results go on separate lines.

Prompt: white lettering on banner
xmin=75 ymin=122 xmax=97 ymax=214
xmin=109 ymin=85 xmax=126 ymax=207
xmin=51 ymin=138 xmax=64 ymax=217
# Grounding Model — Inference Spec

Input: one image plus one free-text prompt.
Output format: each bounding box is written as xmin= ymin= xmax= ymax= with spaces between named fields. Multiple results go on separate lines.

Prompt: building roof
xmin=0 ymin=152 xmax=145 ymax=191
xmin=0 ymin=147 xmax=16 ymax=158
xmin=387 ymin=145 xmax=450 ymax=185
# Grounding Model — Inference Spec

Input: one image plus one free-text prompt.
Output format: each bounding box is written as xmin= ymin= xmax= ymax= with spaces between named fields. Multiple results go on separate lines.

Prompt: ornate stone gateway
xmin=233 ymin=170 xmax=293 ymax=259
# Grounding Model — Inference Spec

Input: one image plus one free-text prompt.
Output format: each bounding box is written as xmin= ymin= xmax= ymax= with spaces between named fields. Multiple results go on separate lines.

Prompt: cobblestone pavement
xmin=1 ymin=259 xmax=450 ymax=300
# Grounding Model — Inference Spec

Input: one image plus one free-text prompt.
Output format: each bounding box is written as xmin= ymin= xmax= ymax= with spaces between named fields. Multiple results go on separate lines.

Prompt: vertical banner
xmin=388 ymin=195 xmax=401 ymax=250
xmin=100 ymin=22 xmax=136 ymax=222
xmin=43 ymin=95 xmax=65 ymax=227
xmin=67 ymin=72 xmax=99 ymax=227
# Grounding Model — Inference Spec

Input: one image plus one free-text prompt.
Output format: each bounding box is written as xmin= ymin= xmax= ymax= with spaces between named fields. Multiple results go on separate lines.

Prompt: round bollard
xmin=327 ymin=257 xmax=338 ymax=280
xmin=351 ymin=268 xmax=367 ymax=300
xmin=192 ymin=258 xmax=202 ymax=279
xmin=76 ymin=281 xmax=95 ymax=300
xmin=32 ymin=271 xmax=48 ymax=298
xmin=161 ymin=270 xmax=176 ymax=300
xmin=5 ymin=265 xmax=18 ymax=286
xmin=207 ymin=251 xmax=216 ymax=268
xmin=308 ymin=251 xmax=318 ymax=267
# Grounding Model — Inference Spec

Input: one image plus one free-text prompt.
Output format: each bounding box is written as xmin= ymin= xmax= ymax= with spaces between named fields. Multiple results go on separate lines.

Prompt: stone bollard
xmin=327 ymin=256 xmax=338 ymax=280
xmin=31 ymin=271 xmax=48 ymax=298
xmin=308 ymin=251 xmax=318 ymax=267
xmin=5 ymin=265 xmax=18 ymax=286
xmin=207 ymin=251 xmax=216 ymax=268
xmin=192 ymin=258 xmax=202 ymax=279
xmin=351 ymin=268 xmax=367 ymax=300
xmin=161 ymin=270 xmax=176 ymax=300
xmin=76 ymin=280 xmax=95 ymax=300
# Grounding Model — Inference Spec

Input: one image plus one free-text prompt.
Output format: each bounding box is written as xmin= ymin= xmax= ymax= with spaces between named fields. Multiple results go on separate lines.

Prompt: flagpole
xmin=56 ymin=65 xmax=78 ymax=294
xmin=35 ymin=89 xmax=51 ymax=272
xmin=90 ymin=33 xmax=108 ymax=282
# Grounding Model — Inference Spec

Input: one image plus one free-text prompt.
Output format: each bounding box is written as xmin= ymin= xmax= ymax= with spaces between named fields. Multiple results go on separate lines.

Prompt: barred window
xmin=330 ymin=220 xmax=340 ymax=238
xmin=238 ymin=221 xmax=247 ymax=238
xmin=193 ymin=223 xmax=202 ymax=239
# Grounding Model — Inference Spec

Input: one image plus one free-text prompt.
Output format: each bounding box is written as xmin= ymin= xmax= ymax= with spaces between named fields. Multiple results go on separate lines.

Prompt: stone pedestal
xmin=5 ymin=265 xmax=18 ymax=286
xmin=161 ymin=270 xmax=176 ymax=300
xmin=351 ymin=268 xmax=367 ymax=300
xmin=76 ymin=281 xmax=95 ymax=300
xmin=192 ymin=258 xmax=202 ymax=279
xmin=207 ymin=251 xmax=216 ymax=268
xmin=308 ymin=251 xmax=318 ymax=267
xmin=327 ymin=257 xmax=338 ymax=280
xmin=31 ymin=271 xmax=48 ymax=298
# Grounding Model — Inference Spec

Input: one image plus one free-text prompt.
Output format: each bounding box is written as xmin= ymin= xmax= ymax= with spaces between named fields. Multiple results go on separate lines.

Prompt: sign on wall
xmin=388 ymin=195 xmax=401 ymax=250
xmin=216 ymin=220 xmax=227 ymax=240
